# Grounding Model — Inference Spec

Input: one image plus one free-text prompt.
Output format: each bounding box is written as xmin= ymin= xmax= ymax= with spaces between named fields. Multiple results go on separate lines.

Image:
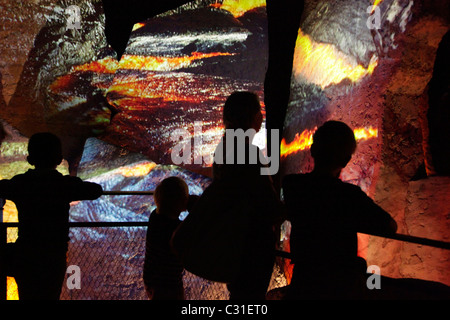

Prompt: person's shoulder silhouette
xmin=0 ymin=132 xmax=102 ymax=241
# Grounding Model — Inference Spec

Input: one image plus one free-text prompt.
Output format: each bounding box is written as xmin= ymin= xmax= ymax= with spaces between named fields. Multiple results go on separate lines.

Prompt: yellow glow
xmin=3 ymin=200 xmax=18 ymax=225
xmin=293 ymin=29 xmax=378 ymax=89
xmin=117 ymin=162 xmax=157 ymax=177
xmin=354 ymin=127 xmax=378 ymax=141
xmin=2 ymin=174 xmax=19 ymax=299
xmin=7 ymin=278 xmax=18 ymax=300
xmin=371 ymin=0 xmax=384 ymax=13
xmin=132 ymin=22 xmax=146 ymax=31
xmin=212 ymin=0 xmax=266 ymax=17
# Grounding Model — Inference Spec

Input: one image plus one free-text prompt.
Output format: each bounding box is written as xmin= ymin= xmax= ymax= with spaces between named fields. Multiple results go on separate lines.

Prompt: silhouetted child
xmin=282 ymin=121 xmax=397 ymax=299
xmin=212 ymin=91 xmax=282 ymax=300
xmin=143 ymin=176 xmax=190 ymax=300
xmin=0 ymin=132 xmax=103 ymax=300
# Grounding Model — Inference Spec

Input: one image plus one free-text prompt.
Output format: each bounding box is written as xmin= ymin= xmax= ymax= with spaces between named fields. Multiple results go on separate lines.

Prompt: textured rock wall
xmin=366 ymin=15 xmax=449 ymax=284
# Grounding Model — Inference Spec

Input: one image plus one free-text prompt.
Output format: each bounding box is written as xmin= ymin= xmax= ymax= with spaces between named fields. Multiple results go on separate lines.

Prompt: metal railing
xmin=1 ymin=190 xmax=449 ymax=300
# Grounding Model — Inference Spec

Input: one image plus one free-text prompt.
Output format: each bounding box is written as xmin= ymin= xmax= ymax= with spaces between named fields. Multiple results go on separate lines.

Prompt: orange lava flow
xmin=293 ymin=29 xmax=378 ymax=89
xmin=281 ymin=126 xmax=379 ymax=158
xmin=70 ymin=57 xmax=119 ymax=74
xmin=280 ymin=128 xmax=316 ymax=158
xmin=118 ymin=52 xmax=234 ymax=72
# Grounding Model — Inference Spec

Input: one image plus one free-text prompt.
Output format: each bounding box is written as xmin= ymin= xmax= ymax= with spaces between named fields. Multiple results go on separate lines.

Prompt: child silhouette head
xmin=154 ymin=176 xmax=189 ymax=220
xmin=311 ymin=121 xmax=356 ymax=173
xmin=223 ymin=91 xmax=263 ymax=131
xmin=27 ymin=132 xmax=63 ymax=169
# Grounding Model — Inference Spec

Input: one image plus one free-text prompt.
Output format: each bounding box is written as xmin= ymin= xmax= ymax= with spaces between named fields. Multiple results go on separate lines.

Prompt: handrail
xmin=369 ymin=232 xmax=450 ymax=251
xmin=102 ymin=191 xmax=154 ymax=195
xmin=1 ymin=221 xmax=449 ymax=251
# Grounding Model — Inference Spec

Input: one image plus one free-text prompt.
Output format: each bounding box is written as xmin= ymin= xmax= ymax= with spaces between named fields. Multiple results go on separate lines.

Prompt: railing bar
xmin=69 ymin=221 xmax=149 ymax=227
xmin=0 ymin=222 xmax=148 ymax=228
xmin=102 ymin=191 xmax=154 ymax=195
xmin=369 ymin=233 xmax=450 ymax=250
xmin=1 ymin=223 xmax=449 ymax=251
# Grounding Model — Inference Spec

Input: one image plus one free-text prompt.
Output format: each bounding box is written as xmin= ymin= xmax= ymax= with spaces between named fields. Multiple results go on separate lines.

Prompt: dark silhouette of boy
xmin=0 ymin=132 xmax=103 ymax=300
xmin=282 ymin=121 xmax=397 ymax=299
xmin=143 ymin=176 xmax=190 ymax=300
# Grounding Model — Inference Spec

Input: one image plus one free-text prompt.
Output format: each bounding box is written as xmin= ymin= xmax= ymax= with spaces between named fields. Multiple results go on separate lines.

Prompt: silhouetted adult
xmin=212 ymin=91 xmax=282 ymax=300
xmin=0 ymin=132 xmax=103 ymax=300
xmin=282 ymin=121 xmax=397 ymax=299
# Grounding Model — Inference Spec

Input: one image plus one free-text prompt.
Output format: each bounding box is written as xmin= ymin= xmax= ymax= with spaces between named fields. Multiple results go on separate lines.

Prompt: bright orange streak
xmin=49 ymin=58 xmax=119 ymax=92
xmin=212 ymin=0 xmax=266 ymax=17
xmin=119 ymin=52 xmax=234 ymax=71
xmin=280 ymin=127 xmax=378 ymax=158
xmin=293 ymin=29 xmax=378 ymax=88
xmin=280 ymin=128 xmax=316 ymax=158
xmin=71 ymin=57 xmax=119 ymax=74
xmin=117 ymin=162 xmax=157 ymax=177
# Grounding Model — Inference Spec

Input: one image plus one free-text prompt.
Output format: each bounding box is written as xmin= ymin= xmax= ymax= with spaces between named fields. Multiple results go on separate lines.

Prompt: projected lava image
xmin=1 ymin=0 xmax=269 ymax=300
xmin=1 ymin=0 xmax=449 ymax=300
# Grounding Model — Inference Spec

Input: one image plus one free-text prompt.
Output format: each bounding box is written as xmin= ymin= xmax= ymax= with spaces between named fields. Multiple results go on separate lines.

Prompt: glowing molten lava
xmin=354 ymin=127 xmax=379 ymax=141
xmin=71 ymin=57 xmax=119 ymax=74
xmin=293 ymin=29 xmax=378 ymax=89
xmin=49 ymin=57 xmax=118 ymax=92
xmin=211 ymin=0 xmax=266 ymax=17
xmin=280 ymin=128 xmax=316 ymax=158
xmin=281 ymin=126 xmax=379 ymax=158
xmin=117 ymin=161 xmax=157 ymax=177
xmin=7 ymin=278 xmax=18 ymax=300
xmin=118 ymin=52 xmax=235 ymax=72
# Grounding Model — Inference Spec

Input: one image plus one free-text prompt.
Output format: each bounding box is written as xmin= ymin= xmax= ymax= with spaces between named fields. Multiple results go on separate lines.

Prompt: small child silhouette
xmin=0 ymin=132 xmax=103 ymax=300
xmin=143 ymin=176 xmax=190 ymax=300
